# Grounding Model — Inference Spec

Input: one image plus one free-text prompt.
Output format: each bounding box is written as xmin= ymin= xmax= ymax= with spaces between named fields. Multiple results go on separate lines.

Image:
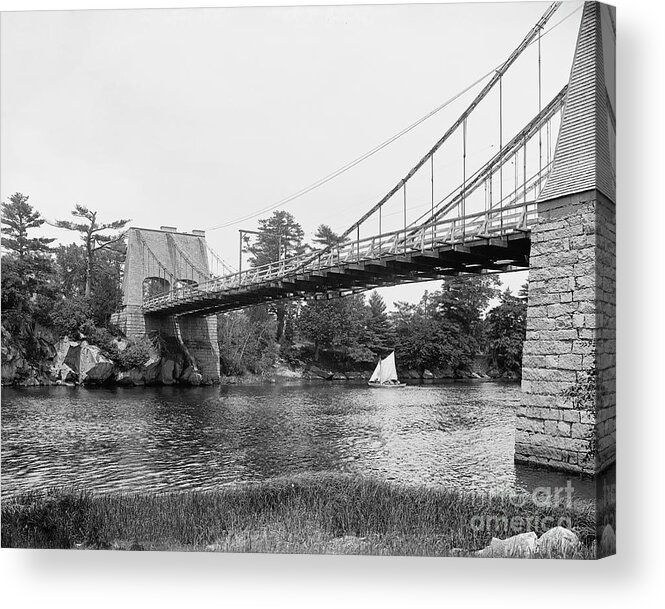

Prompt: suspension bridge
xmin=113 ymin=2 xmax=615 ymax=476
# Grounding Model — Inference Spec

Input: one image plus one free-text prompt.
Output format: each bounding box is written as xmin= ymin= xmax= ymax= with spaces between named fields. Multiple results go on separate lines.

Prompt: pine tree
xmin=245 ymin=210 xmax=305 ymax=267
xmin=56 ymin=204 xmax=130 ymax=297
xmin=1 ymin=193 xmax=54 ymax=259
xmin=244 ymin=210 xmax=305 ymax=341
xmin=366 ymin=291 xmax=394 ymax=351
xmin=312 ymin=224 xmax=345 ymax=248
xmin=1 ymin=193 xmax=57 ymax=331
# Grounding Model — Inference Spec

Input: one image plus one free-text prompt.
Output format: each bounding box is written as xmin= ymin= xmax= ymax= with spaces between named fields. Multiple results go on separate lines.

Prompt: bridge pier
xmin=172 ymin=315 xmax=220 ymax=385
xmin=515 ymin=1 xmax=615 ymax=475
xmin=516 ymin=191 xmax=615 ymax=475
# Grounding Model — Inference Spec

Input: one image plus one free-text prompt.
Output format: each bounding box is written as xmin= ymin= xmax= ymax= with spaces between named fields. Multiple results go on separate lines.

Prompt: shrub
xmin=85 ymin=325 xmax=120 ymax=362
xmin=117 ymin=337 xmax=154 ymax=370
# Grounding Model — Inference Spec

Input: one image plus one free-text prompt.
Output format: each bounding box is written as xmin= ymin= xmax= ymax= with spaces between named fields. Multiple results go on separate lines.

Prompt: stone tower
xmin=113 ymin=226 xmax=220 ymax=383
xmin=515 ymin=1 xmax=616 ymax=474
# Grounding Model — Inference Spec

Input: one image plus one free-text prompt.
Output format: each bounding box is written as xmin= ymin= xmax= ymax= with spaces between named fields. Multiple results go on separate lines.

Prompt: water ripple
xmin=1 ymin=382 xmax=594 ymax=499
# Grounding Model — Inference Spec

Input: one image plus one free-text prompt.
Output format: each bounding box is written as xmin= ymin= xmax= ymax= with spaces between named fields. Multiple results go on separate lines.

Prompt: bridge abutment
xmin=112 ymin=227 xmax=221 ymax=384
xmin=516 ymin=190 xmax=615 ymax=474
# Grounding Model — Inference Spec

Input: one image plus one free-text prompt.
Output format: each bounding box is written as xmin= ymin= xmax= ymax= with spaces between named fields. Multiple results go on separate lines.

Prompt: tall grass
xmin=1 ymin=473 xmax=596 ymax=557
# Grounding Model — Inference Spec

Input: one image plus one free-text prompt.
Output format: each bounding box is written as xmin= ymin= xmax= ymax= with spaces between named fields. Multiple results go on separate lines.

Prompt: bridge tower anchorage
xmin=516 ymin=1 xmax=615 ymax=475
xmin=113 ymin=226 xmax=220 ymax=384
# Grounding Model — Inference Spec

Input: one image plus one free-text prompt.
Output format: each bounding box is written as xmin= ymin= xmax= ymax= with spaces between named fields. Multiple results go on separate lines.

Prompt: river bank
xmin=0 ymin=473 xmax=596 ymax=557
xmin=1 ymin=323 xmax=516 ymax=388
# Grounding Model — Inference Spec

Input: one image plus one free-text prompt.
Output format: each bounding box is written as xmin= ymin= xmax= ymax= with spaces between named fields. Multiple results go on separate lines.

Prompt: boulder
xmin=180 ymin=366 xmax=203 ymax=386
xmin=422 ymin=369 xmax=434 ymax=379
xmin=309 ymin=366 xmax=334 ymax=380
xmin=407 ymin=369 xmax=421 ymax=379
xmin=142 ymin=356 xmax=161 ymax=384
xmin=475 ymin=532 xmax=538 ymax=558
xmin=2 ymin=353 xmax=27 ymax=384
xmin=48 ymin=338 xmax=73 ymax=381
xmin=331 ymin=372 xmax=348 ymax=381
xmin=537 ymin=526 xmax=580 ymax=556
xmin=52 ymin=338 xmax=72 ymax=367
xmin=116 ymin=368 xmax=146 ymax=386
xmin=159 ymin=359 xmax=176 ymax=384
xmin=58 ymin=364 xmax=78 ymax=383
xmin=64 ymin=341 xmax=114 ymax=384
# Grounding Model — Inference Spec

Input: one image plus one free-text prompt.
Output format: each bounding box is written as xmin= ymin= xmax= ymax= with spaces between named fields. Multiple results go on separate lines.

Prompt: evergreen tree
xmin=55 ymin=243 xmax=87 ymax=296
xmin=366 ymin=291 xmax=394 ymax=351
xmin=312 ymin=224 xmax=345 ymax=247
xmin=245 ymin=210 xmax=305 ymax=267
xmin=56 ymin=204 xmax=130 ymax=297
xmin=1 ymin=193 xmax=54 ymax=259
xmin=244 ymin=210 xmax=304 ymax=341
xmin=518 ymin=281 xmax=529 ymax=300
xmin=1 ymin=193 xmax=57 ymax=331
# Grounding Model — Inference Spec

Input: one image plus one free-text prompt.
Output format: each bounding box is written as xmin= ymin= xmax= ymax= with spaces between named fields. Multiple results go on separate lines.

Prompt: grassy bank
xmin=1 ymin=474 xmax=596 ymax=557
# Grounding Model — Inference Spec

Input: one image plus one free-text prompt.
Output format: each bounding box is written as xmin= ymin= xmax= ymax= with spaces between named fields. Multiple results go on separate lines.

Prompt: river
xmin=1 ymin=381 xmax=594 ymax=499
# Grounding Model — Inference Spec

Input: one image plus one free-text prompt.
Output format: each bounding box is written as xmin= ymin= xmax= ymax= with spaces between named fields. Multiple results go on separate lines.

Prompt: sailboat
xmin=367 ymin=351 xmax=406 ymax=388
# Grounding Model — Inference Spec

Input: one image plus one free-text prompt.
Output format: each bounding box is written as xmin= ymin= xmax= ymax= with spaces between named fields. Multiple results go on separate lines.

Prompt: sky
xmin=1 ymin=1 xmax=584 ymax=308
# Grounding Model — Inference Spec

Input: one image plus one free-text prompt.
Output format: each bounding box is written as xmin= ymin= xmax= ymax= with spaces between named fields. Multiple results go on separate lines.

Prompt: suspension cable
xmin=291 ymin=2 xmax=562 ymax=272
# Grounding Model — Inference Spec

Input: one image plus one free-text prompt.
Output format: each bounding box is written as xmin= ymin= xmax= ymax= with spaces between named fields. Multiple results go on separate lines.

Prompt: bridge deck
xmin=143 ymin=203 xmax=533 ymax=317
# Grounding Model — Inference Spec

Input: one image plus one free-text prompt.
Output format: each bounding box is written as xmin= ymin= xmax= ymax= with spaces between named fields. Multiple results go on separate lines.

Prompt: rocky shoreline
xmin=1 ymin=324 xmax=210 ymax=388
xmin=2 ymin=324 xmax=519 ymax=388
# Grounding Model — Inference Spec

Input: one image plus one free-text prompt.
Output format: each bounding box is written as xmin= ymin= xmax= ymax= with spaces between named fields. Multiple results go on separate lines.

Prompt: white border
xmin=2 ymin=1 xmax=662 ymax=607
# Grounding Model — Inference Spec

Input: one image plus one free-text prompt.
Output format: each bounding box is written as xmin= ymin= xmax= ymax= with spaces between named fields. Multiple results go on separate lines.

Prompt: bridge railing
xmin=306 ymin=200 xmax=536 ymax=271
xmin=142 ymin=200 xmax=537 ymax=310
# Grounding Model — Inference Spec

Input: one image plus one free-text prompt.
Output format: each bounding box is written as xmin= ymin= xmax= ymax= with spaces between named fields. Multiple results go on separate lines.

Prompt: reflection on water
xmin=1 ymin=381 xmax=594 ymax=499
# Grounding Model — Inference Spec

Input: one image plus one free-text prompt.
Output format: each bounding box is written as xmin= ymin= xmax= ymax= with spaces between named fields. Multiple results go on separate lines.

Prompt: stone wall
xmin=176 ymin=315 xmax=220 ymax=385
xmin=516 ymin=189 xmax=615 ymax=475
xmin=111 ymin=305 xmax=146 ymax=338
xmin=594 ymin=194 xmax=616 ymax=471
xmin=111 ymin=308 xmax=220 ymax=384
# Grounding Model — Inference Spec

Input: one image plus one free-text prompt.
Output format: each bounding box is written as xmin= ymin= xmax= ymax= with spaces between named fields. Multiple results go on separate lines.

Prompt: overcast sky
xmin=1 ymin=1 xmax=583 ymax=306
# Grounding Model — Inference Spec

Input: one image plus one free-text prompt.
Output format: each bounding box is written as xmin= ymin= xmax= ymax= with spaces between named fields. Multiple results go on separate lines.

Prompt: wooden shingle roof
xmin=539 ymin=1 xmax=616 ymax=204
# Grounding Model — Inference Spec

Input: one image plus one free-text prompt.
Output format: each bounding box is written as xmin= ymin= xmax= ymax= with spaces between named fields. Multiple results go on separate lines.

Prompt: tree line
xmin=1 ymin=193 xmax=129 ymax=340
xmin=1 ymin=194 xmax=528 ymax=377
xmin=218 ymin=209 xmax=528 ymax=378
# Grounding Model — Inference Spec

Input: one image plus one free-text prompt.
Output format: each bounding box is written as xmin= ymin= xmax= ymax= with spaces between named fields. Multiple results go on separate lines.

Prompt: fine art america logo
xmin=470 ymin=481 xmax=577 ymax=536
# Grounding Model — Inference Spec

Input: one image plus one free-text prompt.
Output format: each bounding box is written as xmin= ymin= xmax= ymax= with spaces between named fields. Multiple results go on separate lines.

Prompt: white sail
xmin=369 ymin=359 xmax=382 ymax=383
xmin=379 ymin=352 xmax=399 ymax=384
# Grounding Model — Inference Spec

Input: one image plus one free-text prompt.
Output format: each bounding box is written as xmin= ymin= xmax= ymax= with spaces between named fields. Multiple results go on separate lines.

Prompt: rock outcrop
xmin=63 ymin=341 xmax=115 ymax=384
xmin=1 ymin=325 xmax=217 ymax=387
